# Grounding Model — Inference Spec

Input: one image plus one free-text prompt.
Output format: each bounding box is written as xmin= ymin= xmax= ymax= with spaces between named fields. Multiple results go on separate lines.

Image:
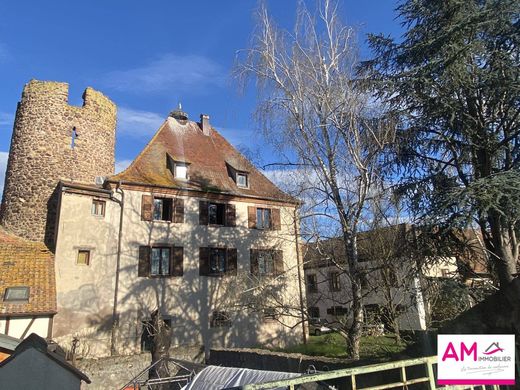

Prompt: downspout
xmin=110 ymin=181 xmax=125 ymax=355
xmin=293 ymin=206 xmax=307 ymax=344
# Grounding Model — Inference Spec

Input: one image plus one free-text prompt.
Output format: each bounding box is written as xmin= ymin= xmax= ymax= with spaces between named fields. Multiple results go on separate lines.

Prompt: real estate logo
xmin=437 ymin=334 xmax=515 ymax=386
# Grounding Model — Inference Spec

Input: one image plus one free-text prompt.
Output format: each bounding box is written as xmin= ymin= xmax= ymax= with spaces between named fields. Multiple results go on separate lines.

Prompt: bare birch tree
xmin=236 ymin=0 xmax=395 ymax=359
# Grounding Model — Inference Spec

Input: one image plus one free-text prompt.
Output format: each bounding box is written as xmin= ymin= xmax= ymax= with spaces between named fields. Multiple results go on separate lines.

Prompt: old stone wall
xmin=76 ymin=346 xmax=204 ymax=389
xmin=0 ymin=80 xmax=116 ymax=246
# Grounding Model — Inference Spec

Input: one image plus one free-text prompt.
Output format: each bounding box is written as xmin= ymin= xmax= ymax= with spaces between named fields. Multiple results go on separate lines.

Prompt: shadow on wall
xmin=53 ymin=190 xmax=304 ymax=359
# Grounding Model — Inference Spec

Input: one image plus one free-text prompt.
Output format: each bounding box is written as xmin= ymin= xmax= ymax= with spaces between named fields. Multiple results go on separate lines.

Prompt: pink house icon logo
xmin=483 ymin=342 xmax=504 ymax=356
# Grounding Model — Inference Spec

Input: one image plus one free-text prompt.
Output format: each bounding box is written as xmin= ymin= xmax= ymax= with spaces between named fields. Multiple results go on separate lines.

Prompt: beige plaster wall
xmin=54 ymin=188 xmax=303 ymax=357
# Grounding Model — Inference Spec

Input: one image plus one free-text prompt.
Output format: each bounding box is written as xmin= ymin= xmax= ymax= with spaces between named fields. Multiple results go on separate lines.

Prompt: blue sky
xmin=0 ymin=1 xmax=403 ymax=190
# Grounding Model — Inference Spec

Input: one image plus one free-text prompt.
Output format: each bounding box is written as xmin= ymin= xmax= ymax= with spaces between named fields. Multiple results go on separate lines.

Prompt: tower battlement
xmin=0 ymin=80 xmax=117 ymax=246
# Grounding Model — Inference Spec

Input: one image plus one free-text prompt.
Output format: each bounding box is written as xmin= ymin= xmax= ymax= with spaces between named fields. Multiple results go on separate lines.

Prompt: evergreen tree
xmin=365 ymin=0 xmax=520 ymax=287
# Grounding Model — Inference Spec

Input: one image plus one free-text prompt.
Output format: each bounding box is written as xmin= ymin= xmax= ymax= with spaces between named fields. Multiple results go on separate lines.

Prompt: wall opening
xmin=71 ymin=127 xmax=77 ymax=149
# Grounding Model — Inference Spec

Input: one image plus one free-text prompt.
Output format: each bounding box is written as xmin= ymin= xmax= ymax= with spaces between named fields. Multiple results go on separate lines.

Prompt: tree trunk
xmin=487 ymin=210 xmax=517 ymax=286
xmin=149 ymin=310 xmax=172 ymax=389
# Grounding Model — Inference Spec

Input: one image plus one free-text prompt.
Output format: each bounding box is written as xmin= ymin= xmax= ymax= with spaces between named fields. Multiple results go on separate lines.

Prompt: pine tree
xmin=365 ymin=0 xmax=520 ymax=287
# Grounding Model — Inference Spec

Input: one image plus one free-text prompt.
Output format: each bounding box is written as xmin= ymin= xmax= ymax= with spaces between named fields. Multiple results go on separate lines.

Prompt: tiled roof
xmin=110 ymin=117 xmax=298 ymax=204
xmin=0 ymin=229 xmax=57 ymax=316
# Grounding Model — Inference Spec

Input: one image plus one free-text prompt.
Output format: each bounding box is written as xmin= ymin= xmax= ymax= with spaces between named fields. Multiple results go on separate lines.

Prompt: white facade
xmin=53 ymin=185 xmax=304 ymax=357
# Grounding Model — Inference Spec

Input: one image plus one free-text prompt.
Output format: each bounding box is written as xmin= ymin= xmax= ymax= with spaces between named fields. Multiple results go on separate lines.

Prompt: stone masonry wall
xmin=0 ymin=80 xmax=116 ymax=246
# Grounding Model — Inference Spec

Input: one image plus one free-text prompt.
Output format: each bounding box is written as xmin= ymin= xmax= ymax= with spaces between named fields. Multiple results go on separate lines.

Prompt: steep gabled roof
xmin=110 ymin=117 xmax=298 ymax=204
xmin=0 ymin=229 xmax=57 ymax=316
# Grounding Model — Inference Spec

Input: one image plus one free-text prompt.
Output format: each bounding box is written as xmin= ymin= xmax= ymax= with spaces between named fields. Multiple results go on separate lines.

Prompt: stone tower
xmin=0 ymin=80 xmax=117 ymax=246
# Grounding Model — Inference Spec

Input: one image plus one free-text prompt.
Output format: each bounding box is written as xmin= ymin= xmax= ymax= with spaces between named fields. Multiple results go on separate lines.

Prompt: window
xmin=91 ymin=199 xmax=105 ymax=217
xmin=308 ymin=306 xmax=320 ymax=318
xmin=77 ymin=250 xmax=90 ymax=265
xmin=153 ymin=197 xmax=173 ymax=221
xmin=327 ymin=306 xmax=349 ymax=316
xmin=236 ymin=173 xmax=248 ymax=188
xmin=174 ymin=163 xmax=188 ymax=179
xmin=211 ymin=311 xmax=231 ymax=328
xmin=258 ymin=251 xmax=275 ymax=275
xmin=151 ymin=247 xmax=171 ymax=276
xmin=263 ymin=308 xmax=278 ymax=322
xmin=199 ymin=247 xmax=237 ymax=276
xmin=141 ymin=318 xmax=171 ymax=352
xmin=256 ymin=208 xmax=271 ymax=230
xmin=248 ymin=206 xmax=280 ymax=230
xmin=329 ymin=272 xmax=341 ymax=292
xmin=138 ymin=246 xmax=183 ymax=277
xmin=208 ymin=203 xmax=226 ymax=225
xmin=250 ymin=249 xmax=283 ymax=276
xmin=307 ymin=274 xmax=318 ymax=293
xmin=199 ymin=201 xmax=236 ymax=227
xmin=3 ymin=286 xmax=29 ymax=302
xmin=441 ymin=268 xmax=450 ymax=278
xmin=142 ymin=195 xmax=184 ymax=223
xmin=209 ymin=248 xmax=226 ymax=274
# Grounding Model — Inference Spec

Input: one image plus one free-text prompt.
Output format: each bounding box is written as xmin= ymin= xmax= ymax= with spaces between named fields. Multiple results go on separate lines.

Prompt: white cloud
xmin=0 ymin=151 xmax=9 ymax=195
xmin=104 ymin=53 xmax=225 ymax=94
xmin=115 ymin=159 xmax=132 ymax=173
xmin=117 ymin=107 xmax=164 ymax=138
xmin=0 ymin=112 xmax=14 ymax=127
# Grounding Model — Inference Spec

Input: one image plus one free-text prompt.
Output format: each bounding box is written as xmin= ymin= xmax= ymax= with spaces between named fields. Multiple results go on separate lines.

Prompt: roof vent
xmin=169 ymin=103 xmax=188 ymax=121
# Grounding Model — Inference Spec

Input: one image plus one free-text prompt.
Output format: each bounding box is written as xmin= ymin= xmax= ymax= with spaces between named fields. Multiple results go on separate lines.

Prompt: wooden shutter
xmin=248 ymin=206 xmax=257 ymax=229
xmin=225 ymin=204 xmax=236 ymax=227
xmin=171 ymin=247 xmax=183 ymax=276
xmin=250 ymin=249 xmax=259 ymax=276
xmin=273 ymin=250 xmax=284 ymax=275
xmin=199 ymin=201 xmax=209 ymax=225
xmin=138 ymin=246 xmax=150 ymax=277
xmin=226 ymin=248 xmax=237 ymax=276
xmin=173 ymin=198 xmax=184 ymax=223
xmin=141 ymin=195 xmax=153 ymax=221
xmin=271 ymin=208 xmax=281 ymax=230
xmin=199 ymin=247 xmax=210 ymax=276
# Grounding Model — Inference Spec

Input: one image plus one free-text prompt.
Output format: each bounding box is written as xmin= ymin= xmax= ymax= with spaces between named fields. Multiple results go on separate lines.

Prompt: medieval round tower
xmin=0 ymin=80 xmax=116 ymax=246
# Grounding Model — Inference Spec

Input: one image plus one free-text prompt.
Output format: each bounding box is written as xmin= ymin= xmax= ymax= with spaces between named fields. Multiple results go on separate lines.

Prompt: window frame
xmin=76 ymin=249 xmax=91 ymax=266
xmin=91 ymin=199 xmax=106 ymax=217
xmin=209 ymin=248 xmax=227 ymax=275
xmin=210 ymin=311 xmax=232 ymax=328
xmin=150 ymin=246 xmax=171 ymax=276
xmin=262 ymin=308 xmax=278 ymax=322
xmin=3 ymin=286 xmax=30 ymax=302
xmin=236 ymin=172 xmax=249 ymax=188
xmin=208 ymin=202 xmax=226 ymax=226
xmin=307 ymin=274 xmax=318 ymax=293
xmin=258 ymin=250 xmax=275 ymax=276
xmin=329 ymin=271 xmax=341 ymax=292
xmin=153 ymin=197 xmax=173 ymax=222
xmin=174 ymin=162 xmax=188 ymax=180
xmin=256 ymin=208 xmax=272 ymax=230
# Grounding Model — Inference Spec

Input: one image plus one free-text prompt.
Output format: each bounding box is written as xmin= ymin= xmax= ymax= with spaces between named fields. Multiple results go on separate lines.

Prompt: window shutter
xmin=250 ymin=249 xmax=259 ymax=276
xmin=138 ymin=246 xmax=150 ymax=277
xmin=171 ymin=246 xmax=183 ymax=276
xmin=273 ymin=250 xmax=284 ymax=275
xmin=226 ymin=248 xmax=237 ymax=276
xmin=248 ymin=206 xmax=257 ymax=229
xmin=225 ymin=204 xmax=236 ymax=227
xmin=173 ymin=198 xmax=184 ymax=223
xmin=271 ymin=208 xmax=281 ymax=230
xmin=199 ymin=247 xmax=210 ymax=276
xmin=199 ymin=201 xmax=209 ymax=225
xmin=141 ymin=195 xmax=153 ymax=221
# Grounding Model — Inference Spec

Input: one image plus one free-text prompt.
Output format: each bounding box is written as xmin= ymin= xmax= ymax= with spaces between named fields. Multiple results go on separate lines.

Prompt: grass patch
xmin=277 ymin=333 xmax=407 ymax=360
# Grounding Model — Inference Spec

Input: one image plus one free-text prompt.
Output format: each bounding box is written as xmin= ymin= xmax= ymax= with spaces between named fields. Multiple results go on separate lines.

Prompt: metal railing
xmin=241 ymin=355 xmax=504 ymax=390
xmin=120 ymin=357 xmax=195 ymax=390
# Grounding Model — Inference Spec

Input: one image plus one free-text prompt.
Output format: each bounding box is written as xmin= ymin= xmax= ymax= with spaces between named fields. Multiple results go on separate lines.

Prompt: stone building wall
xmin=0 ymin=80 xmax=117 ymax=246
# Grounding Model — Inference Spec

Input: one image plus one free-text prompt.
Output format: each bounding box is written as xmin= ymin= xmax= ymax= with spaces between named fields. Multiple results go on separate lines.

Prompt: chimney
xmin=200 ymin=114 xmax=211 ymax=136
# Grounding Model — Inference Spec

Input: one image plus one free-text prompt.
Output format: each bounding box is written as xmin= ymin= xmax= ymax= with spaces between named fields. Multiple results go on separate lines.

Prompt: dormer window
xmin=174 ymin=163 xmax=188 ymax=180
xmin=236 ymin=173 xmax=248 ymax=188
